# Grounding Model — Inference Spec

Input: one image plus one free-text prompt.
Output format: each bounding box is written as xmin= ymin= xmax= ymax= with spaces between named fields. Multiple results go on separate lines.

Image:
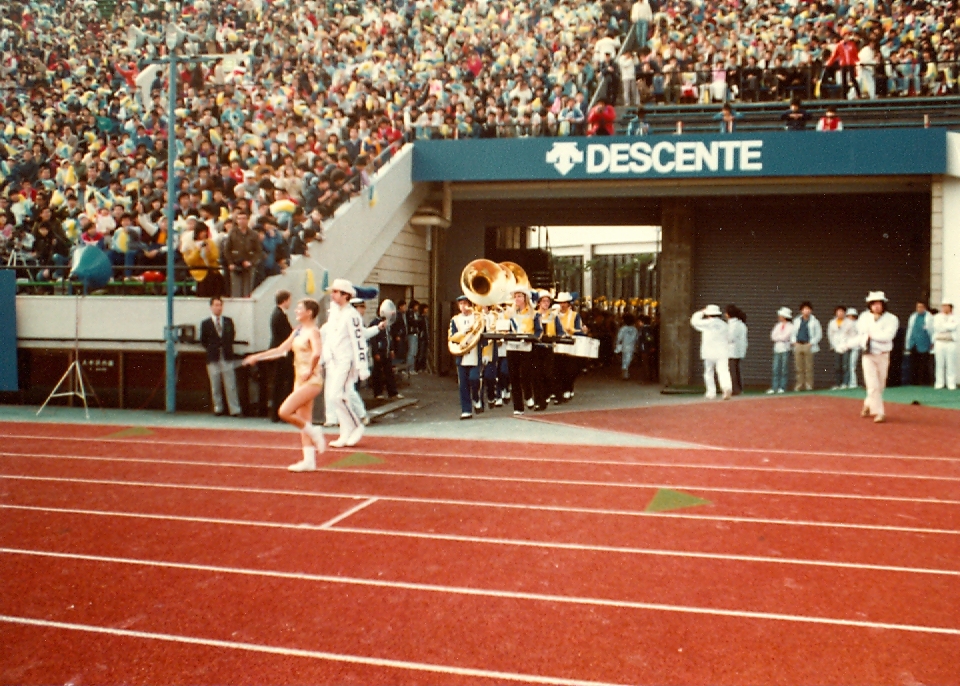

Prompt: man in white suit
xmin=691 ymin=304 xmax=732 ymax=400
xmin=322 ymin=279 xmax=372 ymax=447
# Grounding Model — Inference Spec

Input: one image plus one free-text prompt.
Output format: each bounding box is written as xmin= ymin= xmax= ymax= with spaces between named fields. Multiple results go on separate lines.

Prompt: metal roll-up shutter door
xmin=691 ymin=193 xmax=929 ymax=390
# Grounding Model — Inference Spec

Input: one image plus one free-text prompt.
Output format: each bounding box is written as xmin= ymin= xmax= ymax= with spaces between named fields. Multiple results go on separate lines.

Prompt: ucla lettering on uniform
xmin=584 ymin=140 xmax=763 ymax=176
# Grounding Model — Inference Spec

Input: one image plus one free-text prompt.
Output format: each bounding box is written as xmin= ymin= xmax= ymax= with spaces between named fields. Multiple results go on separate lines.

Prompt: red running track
xmin=1 ymin=419 xmax=959 ymax=685
xmin=531 ymin=395 xmax=960 ymax=457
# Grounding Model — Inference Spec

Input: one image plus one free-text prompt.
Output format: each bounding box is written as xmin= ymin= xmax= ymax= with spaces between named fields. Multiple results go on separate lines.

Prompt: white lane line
xmin=4 ymin=474 xmax=959 ymax=536
xmin=3 ymin=453 xmax=959 ymax=505
xmin=3 ymin=448 xmax=958 ymax=483
xmin=2 ymin=431 xmax=960 ymax=463
xmin=320 ymin=498 xmax=378 ymax=529
xmin=0 ymin=614 xmax=626 ymax=686
xmin=0 ymin=451 xmax=285 ymax=471
xmin=2 ymin=549 xmax=959 ymax=636
xmin=2 ymin=505 xmax=958 ymax=576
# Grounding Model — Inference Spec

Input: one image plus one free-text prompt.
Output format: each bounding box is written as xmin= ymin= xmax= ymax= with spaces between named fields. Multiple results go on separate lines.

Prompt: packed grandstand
xmin=0 ymin=0 xmax=957 ymax=290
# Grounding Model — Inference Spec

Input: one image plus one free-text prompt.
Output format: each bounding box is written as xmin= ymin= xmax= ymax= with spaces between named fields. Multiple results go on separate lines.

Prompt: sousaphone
xmin=448 ymin=259 xmax=530 ymax=355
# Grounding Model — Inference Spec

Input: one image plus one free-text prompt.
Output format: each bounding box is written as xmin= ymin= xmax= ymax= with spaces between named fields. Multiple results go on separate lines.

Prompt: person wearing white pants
xmin=933 ymin=301 xmax=958 ymax=390
xmin=857 ymin=291 xmax=900 ymax=423
xmin=348 ymin=298 xmax=386 ymax=423
xmin=322 ymin=279 xmax=372 ymax=447
xmin=691 ymin=305 xmax=732 ymax=400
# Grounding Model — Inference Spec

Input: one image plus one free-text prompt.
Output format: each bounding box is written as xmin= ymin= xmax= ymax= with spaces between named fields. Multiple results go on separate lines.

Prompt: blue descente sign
xmin=412 ymin=129 xmax=947 ymax=182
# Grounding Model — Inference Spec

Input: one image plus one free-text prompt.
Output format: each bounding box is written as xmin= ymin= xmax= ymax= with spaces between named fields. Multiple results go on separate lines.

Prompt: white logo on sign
xmin=545 ymin=142 xmax=584 ymax=176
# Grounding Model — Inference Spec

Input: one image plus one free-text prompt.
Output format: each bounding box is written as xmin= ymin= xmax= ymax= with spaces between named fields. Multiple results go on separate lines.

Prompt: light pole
xmin=163 ymin=24 xmax=179 ymax=414
xmin=155 ymin=22 xmax=215 ymax=413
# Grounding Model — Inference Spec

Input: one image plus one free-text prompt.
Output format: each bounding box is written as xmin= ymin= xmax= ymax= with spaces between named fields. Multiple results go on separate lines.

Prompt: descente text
xmin=586 ymin=141 xmax=763 ymax=175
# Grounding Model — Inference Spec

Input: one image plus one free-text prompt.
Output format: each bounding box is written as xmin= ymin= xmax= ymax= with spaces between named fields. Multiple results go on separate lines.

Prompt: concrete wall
xmin=368 ymin=223 xmax=431 ymax=302
xmin=310 ymin=144 xmax=431 ymax=287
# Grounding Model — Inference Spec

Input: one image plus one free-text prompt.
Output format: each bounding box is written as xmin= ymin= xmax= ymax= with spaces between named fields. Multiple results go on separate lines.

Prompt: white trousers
xmin=934 ymin=341 xmax=957 ymax=389
xmin=346 ymin=379 xmax=368 ymax=421
xmin=326 ymin=363 xmax=361 ymax=439
xmin=703 ymin=357 xmax=731 ymax=398
xmin=862 ymin=352 xmax=890 ymax=417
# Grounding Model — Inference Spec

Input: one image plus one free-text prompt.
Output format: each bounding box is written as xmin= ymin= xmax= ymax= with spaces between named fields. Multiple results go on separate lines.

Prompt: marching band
xmin=448 ymin=259 xmax=598 ymax=419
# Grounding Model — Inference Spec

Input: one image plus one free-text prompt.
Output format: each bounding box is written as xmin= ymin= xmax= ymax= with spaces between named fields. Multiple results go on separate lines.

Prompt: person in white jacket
xmin=857 ymin=291 xmax=900 ymax=423
xmin=827 ymin=305 xmax=856 ymax=389
xmin=843 ymin=307 xmax=861 ymax=388
xmin=725 ymin=305 xmax=748 ymax=395
xmin=932 ymin=300 xmax=957 ymax=390
xmin=348 ymin=298 xmax=386 ymax=425
xmin=691 ymin=304 xmax=732 ymax=400
xmin=790 ymin=301 xmax=822 ymax=391
xmin=322 ymin=278 xmax=372 ymax=447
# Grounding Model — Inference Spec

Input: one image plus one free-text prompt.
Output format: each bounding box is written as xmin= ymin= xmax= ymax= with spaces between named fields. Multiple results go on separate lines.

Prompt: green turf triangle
xmin=645 ymin=488 xmax=712 ymax=512
xmin=104 ymin=426 xmax=154 ymax=438
xmin=323 ymin=452 xmax=385 ymax=469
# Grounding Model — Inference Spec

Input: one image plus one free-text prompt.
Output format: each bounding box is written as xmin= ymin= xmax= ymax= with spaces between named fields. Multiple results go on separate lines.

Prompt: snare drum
xmin=572 ymin=336 xmax=600 ymax=358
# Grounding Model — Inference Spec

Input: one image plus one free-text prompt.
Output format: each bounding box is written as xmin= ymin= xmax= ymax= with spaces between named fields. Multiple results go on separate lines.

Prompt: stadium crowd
xmin=0 ymin=0 xmax=957 ymax=292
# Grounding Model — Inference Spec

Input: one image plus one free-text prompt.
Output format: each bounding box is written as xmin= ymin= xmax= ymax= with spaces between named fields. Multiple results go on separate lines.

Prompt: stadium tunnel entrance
xmin=432 ymin=180 xmax=932 ymax=389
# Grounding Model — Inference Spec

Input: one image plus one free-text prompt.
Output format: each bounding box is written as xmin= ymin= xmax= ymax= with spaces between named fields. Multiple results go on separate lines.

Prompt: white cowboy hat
xmin=509 ymin=285 xmax=530 ymax=297
xmin=535 ymin=290 xmax=555 ymax=303
xmin=865 ymin=290 xmax=888 ymax=303
xmin=704 ymin=304 xmax=723 ymax=317
xmin=327 ymin=277 xmax=357 ymax=298
xmin=845 ymin=307 xmax=858 ymax=316
xmin=555 ymin=292 xmax=573 ymax=303
xmin=777 ymin=306 xmax=792 ymax=318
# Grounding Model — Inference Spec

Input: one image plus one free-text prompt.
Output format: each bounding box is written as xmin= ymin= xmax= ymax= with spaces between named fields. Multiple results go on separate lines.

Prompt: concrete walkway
xmin=1 ymin=371 xmax=701 ymax=449
xmin=4 ymin=369 xmax=954 ymax=448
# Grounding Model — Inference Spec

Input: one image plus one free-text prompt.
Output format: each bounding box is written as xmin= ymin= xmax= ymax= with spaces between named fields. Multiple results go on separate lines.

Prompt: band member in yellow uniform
xmin=555 ymin=292 xmax=585 ymax=402
xmin=449 ymin=295 xmax=482 ymax=419
xmin=243 ymin=299 xmax=325 ymax=472
xmin=480 ymin=305 xmax=503 ymax=408
xmin=533 ymin=291 xmax=564 ymax=410
xmin=507 ymin=286 xmax=536 ymax=415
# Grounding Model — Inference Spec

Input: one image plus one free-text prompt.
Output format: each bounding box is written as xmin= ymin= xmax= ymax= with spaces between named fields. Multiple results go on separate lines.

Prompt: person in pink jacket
xmin=768 ymin=307 xmax=794 ymax=394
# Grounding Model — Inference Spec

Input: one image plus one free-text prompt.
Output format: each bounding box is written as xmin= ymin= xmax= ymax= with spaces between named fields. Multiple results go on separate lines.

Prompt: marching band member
xmin=480 ymin=305 xmax=503 ymax=408
xmin=507 ymin=286 xmax=537 ymax=415
xmin=533 ymin=291 xmax=563 ymax=410
xmin=348 ymin=297 xmax=387 ymax=425
xmin=555 ymin=292 xmax=585 ymax=402
xmin=322 ymin=278 xmax=372 ymax=446
xmin=449 ymin=295 xmax=482 ymax=419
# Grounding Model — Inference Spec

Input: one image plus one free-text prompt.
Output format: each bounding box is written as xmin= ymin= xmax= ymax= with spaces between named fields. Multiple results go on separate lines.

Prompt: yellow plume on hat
xmin=304 ymin=268 xmax=316 ymax=294
xmin=50 ymin=189 xmax=66 ymax=208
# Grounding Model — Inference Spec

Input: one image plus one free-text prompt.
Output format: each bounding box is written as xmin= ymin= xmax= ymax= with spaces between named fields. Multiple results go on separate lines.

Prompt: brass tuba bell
xmin=449 ymin=259 xmax=510 ymax=356
xmin=499 ymin=261 xmax=531 ymax=303
xmin=460 ymin=259 xmax=511 ymax=307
